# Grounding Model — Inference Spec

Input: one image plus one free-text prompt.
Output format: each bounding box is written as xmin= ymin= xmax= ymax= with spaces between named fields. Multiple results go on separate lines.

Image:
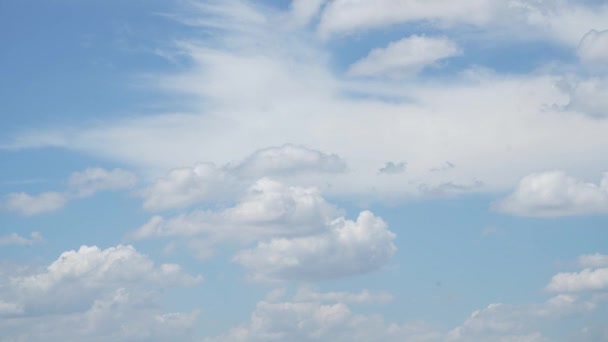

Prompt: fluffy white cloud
xmin=0 ymin=244 xmax=201 ymax=341
xmin=578 ymin=253 xmax=608 ymax=268
xmin=496 ymin=171 xmax=608 ymax=217
xmin=348 ymin=35 xmax=461 ymax=77
xmin=206 ymin=290 xmax=440 ymax=342
xmin=4 ymin=192 xmax=67 ymax=216
xmin=290 ymin=0 xmax=325 ymax=26
xmin=141 ymin=163 xmax=227 ymax=211
xmin=546 ymin=268 xmax=608 ymax=293
xmin=233 ymin=210 xmax=396 ymax=281
xmin=68 ymin=167 xmax=138 ymax=197
xmin=133 ymin=178 xmax=339 ymax=241
xmin=0 ymin=231 xmax=43 ymax=246
xmin=578 ymin=29 xmax=608 ymax=67
xmin=140 ymin=145 xmax=346 ymax=211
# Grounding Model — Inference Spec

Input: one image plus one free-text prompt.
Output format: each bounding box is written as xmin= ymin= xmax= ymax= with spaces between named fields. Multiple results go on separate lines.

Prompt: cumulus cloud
xmin=496 ymin=171 xmax=608 ymax=217
xmin=546 ymin=268 xmax=608 ymax=293
xmin=233 ymin=210 xmax=396 ymax=281
xmin=141 ymin=163 xmax=227 ymax=211
xmin=4 ymin=192 xmax=68 ymax=216
xmin=140 ymin=145 xmax=346 ymax=211
xmin=0 ymin=244 xmax=202 ymax=341
xmin=133 ymin=178 xmax=340 ymax=241
xmin=578 ymin=29 xmax=608 ymax=68
xmin=0 ymin=231 xmax=43 ymax=246
xmin=378 ymin=161 xmax=406 ymax=174
xmin=68 ymin=167 xmax=138 ymax=197
xmin=348 ymin=35 xmax=461 ymax=77
xmin=206 ymin=290 xmax=440 ymax=342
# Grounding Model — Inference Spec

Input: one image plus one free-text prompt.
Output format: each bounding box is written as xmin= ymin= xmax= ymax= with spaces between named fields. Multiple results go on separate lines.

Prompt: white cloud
xmin=233 ymin=210 xmax=396 ymax=281
xmin=0 ymin=244 xmax=202 ymax=341
xmin=206 ymin=290 xmax=440 ymax=342
xmin=546 ymin=268 xmax=608 ymax=293
xmin=318 ymin=0 xmax=496 ymax=37
xmin=0 ymin=232 xmax=43 ymax=246
xmin=3 ymin=167 xmax=137 ymax=216
xmin=140 ymin=145 xmax=346 ymax=211
xmin=565 ymin=77 xmax=608 ymax=118
xmin=292 ymin=287 xmax=393 ymax=304
xmin=4 ymin=192 xmax=67 ymax=216
xmin=496 ymin=171 xmax=608 ymax=217
xmin=141 ymin=163 xmax=227 ymax=211
xmin=578 ymin=29 xmax=608 ymax=67
xmin=578 ymin=253 xmax=608 ymax=268
xmin=229 ymin=144 xmax=347 ymax=178
xmin=290 ymin=0 xmax=325 ymax=26
xmin=133 ymin=178 xmax=339 ymax=241
xmin=7 ymin=0 xmax=608 ymax=202
xmin=348 ymin=35 xmax=461 ymax=77
xmin=68 ymin=167 xmax=138 ymax=197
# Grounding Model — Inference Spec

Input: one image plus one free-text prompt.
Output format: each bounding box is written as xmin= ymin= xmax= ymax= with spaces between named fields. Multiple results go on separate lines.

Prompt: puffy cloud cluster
xmin=234 ymin=211 xmax=396 ymax=282
xmin=496 ymin=171 xmax=608 ymax=217
xmin=0 ymin=244 xmax=201 ymax=341
xmin=547 ymin=254 xmax=608 ymax=293
xmin=141 ymin=144 xmax=347 ymax=211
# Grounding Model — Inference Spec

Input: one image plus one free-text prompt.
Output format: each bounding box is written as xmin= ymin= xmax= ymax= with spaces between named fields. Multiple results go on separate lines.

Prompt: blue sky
xmin=2 ymin=1 xmax=608 ymax=341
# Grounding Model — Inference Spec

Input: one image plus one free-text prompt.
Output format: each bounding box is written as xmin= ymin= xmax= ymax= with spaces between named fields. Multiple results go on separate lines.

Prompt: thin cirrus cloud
xmin=496 ymin=171 xmax=608 ymax=217
xmin=141 ymin=144 xmax=347 ymax=211
xmin=3 ymin=167 xmax=138 ymax=216
xmin=347 ymin=35 xmax=461 ymax=78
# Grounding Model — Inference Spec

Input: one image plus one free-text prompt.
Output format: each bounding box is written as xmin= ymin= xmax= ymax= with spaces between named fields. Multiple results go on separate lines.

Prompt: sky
xmin=1 ymin=0 xmax=608 ymax=341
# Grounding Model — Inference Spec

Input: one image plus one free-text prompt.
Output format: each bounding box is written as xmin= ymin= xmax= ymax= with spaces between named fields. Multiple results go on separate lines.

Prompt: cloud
xmin=229 ymin=144 xmax=347 ymax=178
xmin=68 ymin=167 xmax=138 ymax=197
xmin=292 ymin=286 xmax=394 ymax=304
xmin=565 ymin=77 xmax=608 ymax=118
xmin=0 ymin=244 xmax=202 ymax=341
xmin=430 ymin=161 xmax=455 ymax=172
xmin=141 ymin=163 xmax=227 ymax=211
xmin=140 ymin=145 xmax=346 ymax=211
xmin=133 ymin=178 xmax=340 ymax=241
xmin=4 ymin=192 xmax=68 ymax=216
xmin=3 ymin=167 xmax=137 ymax=216
xmin=578 ymin=29 xmax=608 ymax=68
xmin=348 ymin=35 xmax=461 ymax=78
xmin=0 ymin=231 xmax=43 ymax=246
xmin=233 ymin=210 xmax=396 ymax=281
xmin=546 ymin=268 xmax=608 ymax=293
xmin=578 ymin=253 xmax=608 ymax=268
xmin=206 ymin=289 xmax=440 ymax=342
xmin=378 ymin=161 xmax=406 ymax=174
xmin=318 ymin=0 xmax=496 ymax=37
xmin=496 ymin=171 xmax=608 ymax=217
xmin=290 ymin=0 xmax=326 ymax=27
